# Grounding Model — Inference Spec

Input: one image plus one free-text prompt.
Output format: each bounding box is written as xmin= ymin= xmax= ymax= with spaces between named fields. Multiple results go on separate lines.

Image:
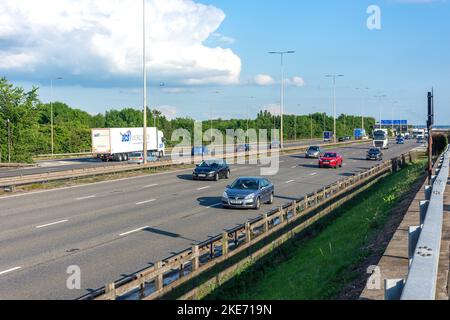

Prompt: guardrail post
xmin=384 ymin=279 xmax=405 ymax=300
xmin=304 ymin=194 xmax=309 ymax=209
xmin=222 ymin=232 xmax=229 ymax=256
xmin=262 ymin=214 xmax=269 ymax=233
xmin=191 ymin=245 xmax=199 ymax=272
xmin=279 ymin=207 xmax=285 ymax=223
xmin=408 ymin=226 xmax=422 ymax=266
xmin=245 ymin=222 xmax=251 ymax=243
xmin=419 ymin=201 xmax=430 ymax=226
xmin=104 ymin=282 xmax=116 ymax=300
xmin=154 ymin=261 xmax=163 ymax=291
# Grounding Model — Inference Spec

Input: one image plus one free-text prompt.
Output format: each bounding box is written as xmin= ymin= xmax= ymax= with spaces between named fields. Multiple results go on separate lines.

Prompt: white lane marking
xmin=76 ymin=195 xmax=96 ymax=201
xmin=36 ymin=220 xmax=69 ymax=229
xmin=0 ymin=266 xmax=22 ymax=276
xmin=119 ymin=226 xmax=149 ymax=237
xmin=291 ymin=165 xmax=297 ymax=169
xmin=136 ymin=199 xmax=157 ymax=205
xmin=208 ymin=203 xmax=222 ymax=209
xmin=196 ymin=186 xmax=211 ymax=191
xmin=279 ymin=160 xmax=285 ymax=163
xmin=285 ymin=180 xmax=295 ymax=184
xmin=0 ymin=167 xmax=193 ymax=201
xmin=143 ymin=184 xmax=158 ymax=189
xmin=310 ymin=172 xmax=318 ymax=176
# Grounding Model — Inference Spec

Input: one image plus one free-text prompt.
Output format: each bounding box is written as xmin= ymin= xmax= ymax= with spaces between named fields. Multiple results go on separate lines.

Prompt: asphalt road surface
xmin=0 ymin=139 xmax=324 ymax=179
xmin=0 ymin=140 xmax=418 ymax=299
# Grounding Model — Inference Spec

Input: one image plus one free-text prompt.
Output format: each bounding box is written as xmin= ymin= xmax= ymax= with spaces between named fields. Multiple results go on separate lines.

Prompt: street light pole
xmin=50 ymin=77 xmax=63 ymax=156
xmin=356 ymin=87 xmax=370 ymax=131
xmin=374 ymin=94 xmax=386 ymax=129
xmin=7 ymin=119 xmax=11 ymax=163
xmin=269 ymin=51 xmax=295 ymax=149
xmin=326 ymin=74 xmax=344 ymax=143
xmin=142 ymin=0 xmax=148 ymax=164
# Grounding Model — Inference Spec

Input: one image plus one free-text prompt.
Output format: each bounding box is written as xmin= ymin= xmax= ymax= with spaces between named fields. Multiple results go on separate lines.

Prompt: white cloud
xmin=254 ymin=74 xmax=276 ymax=86
xmin=210 ymin=33 xmax=236 ymax=45
xmin=155 ymin=105 xmax=178 ymax=120
xmin=0 ymin=0 xmax=241 ymax=86
xmin=263 ymin=103 xmax=281 ymax=115
xmin=285 ymin=76 xmax=306 ymax=87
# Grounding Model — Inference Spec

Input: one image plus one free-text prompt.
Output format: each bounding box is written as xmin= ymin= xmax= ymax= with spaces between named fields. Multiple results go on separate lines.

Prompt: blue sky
xmin=2 ymin=0 xmax=449 ymax=124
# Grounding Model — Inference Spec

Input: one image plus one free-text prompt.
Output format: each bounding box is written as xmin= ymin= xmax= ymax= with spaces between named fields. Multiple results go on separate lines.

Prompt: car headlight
xmin=222 ymin=192 xmax=229 ymax=199
xmin=245 ymin=193 xmax=255 ymax=200
xmin=209 ymin=171 xmax=216 ymax=175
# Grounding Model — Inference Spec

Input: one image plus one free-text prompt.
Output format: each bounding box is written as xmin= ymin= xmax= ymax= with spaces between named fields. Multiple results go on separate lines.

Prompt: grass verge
xmin=204 ymin=159 xmax=427 ymax=300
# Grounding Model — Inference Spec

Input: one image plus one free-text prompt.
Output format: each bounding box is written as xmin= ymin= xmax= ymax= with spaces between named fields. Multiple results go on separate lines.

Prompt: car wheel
xmin=319 ymin=165 xmax=322 ymax=168
xmin=225 ymin=170 xmax=230 ymax=179
xmin=214 ymin=173 xmax=219 ymax=181
xmin=118 ymin=154 xmax=123 ymax=162
xmin=254 ymin=197 xmax=261 ymax=210
xmin=267 ymin=193 xmax=274 ymax=204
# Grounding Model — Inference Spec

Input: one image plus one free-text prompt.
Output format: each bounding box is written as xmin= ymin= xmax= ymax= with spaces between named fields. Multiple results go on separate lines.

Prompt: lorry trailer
xmin=92 ymin=127 xmax=165 ymax=162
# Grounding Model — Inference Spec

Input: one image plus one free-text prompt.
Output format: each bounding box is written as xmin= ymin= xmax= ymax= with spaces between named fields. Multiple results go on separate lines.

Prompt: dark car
xmin=396 ymin=136 xmax=405 ymax=144
xmin=338 ymin=137 xmax=345 ymax=142
xmin=366 ymin=148 xmax=383 ymax=161
xmin=222 ymin=177 xmax=274 ymax=210
xmin=319 ymin=152 xmax=343 ymax=169
xmin=193 ymin=159 xmax=230 ymax=181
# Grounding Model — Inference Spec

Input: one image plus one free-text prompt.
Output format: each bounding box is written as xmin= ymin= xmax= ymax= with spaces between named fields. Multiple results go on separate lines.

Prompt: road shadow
xmin=290 ymin=155 xmax=308 ymax=159
xmin=197 ymin=196 xmax=223 ymax=208
xmin=301 ymin=164 xmax=319 ymax=169
xmin=275 ymin=194 xmax=301 ymax=202
xmin=177 ymin=174 xmax=194 ymax=181
xmin=339 ymin=172 xmax=355 ymax=177
xmin=142 ymin=227 xmax=197 ymax=243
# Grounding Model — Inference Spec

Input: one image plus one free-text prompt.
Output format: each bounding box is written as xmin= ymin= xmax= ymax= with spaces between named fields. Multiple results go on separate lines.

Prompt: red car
xmin=319 ymin=152 xmax=343 ymax=169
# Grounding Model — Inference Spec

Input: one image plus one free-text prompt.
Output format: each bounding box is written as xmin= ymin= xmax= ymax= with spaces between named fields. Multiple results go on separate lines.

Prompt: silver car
xmin=128 ymin=151 xmax=158 ymax=164
xmin=222 ymin=177 xmax=275 ymax=210
xmin=305 ymin=146 xmax=323 ymax=158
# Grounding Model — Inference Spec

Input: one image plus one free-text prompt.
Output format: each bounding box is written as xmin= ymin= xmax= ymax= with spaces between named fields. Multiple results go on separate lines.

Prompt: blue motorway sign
xmin=381 ymin=120 xmax=408 ymax=125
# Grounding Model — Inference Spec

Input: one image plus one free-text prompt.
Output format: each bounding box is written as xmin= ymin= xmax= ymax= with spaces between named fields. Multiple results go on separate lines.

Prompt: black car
xmin=338 ymin=137 xmax=345 ymax=142
xmin=193 ymin=159 xmax=230 ymax=181
xmin=366 ymin=148 xmax=383 ymax=161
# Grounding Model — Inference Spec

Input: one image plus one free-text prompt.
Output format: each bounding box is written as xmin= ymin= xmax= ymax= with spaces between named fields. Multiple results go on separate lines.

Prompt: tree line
xmin=0 ymin=77 xmax=376 ymax=163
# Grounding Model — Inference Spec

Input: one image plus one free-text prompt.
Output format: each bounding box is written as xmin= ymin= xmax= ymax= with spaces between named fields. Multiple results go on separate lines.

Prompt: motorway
xmin=0 ymin=140 xmax=419 ymax=299
xmin=0 ymin=139 xmax=324 ymax=179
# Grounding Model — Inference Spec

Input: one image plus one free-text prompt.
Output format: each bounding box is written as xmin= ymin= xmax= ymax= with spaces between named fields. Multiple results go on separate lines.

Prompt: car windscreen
xmin=230 ymin=179 xmax=259 ymax=190
xmin=323 ymin=153 xmax=336 ymax=158
xmin=308 ymin=147 xmax=320 ymax=151
xmin=368 ymin=149 xmax=379 ymax=153
xmin=198 ymin=160 xmax=219 ymax=167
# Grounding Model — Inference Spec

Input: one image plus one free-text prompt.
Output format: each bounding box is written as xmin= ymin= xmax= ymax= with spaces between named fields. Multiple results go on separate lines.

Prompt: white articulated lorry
xmin=373 ymin=128 xmax=389 ymax=150
xmin=92 ymin=127 xmax=165 ymax=162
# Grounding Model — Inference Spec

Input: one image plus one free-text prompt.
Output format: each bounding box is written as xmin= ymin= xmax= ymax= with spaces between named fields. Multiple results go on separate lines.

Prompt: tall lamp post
xmin=356 ymin=87 xmax=370 ymax=131
xmin=6 ymin=119 xmax=11 ymax=163
xmin=325 ymin=74 xmax=344 ymax=143
xmin=374 ymin=94 xmax=387 ymax=129
xmin=142 ymin=0 xmax=148 ymax=164
xmin=50 ymin=77 xmax=63 ymax=155
xmin=269 ymin=50 xmax=295 ymax=149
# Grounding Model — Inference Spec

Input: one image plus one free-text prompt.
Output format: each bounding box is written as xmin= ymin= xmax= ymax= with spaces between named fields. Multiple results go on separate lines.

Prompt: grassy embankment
xmin=205 ymin=159 xmax=427 ymax=300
